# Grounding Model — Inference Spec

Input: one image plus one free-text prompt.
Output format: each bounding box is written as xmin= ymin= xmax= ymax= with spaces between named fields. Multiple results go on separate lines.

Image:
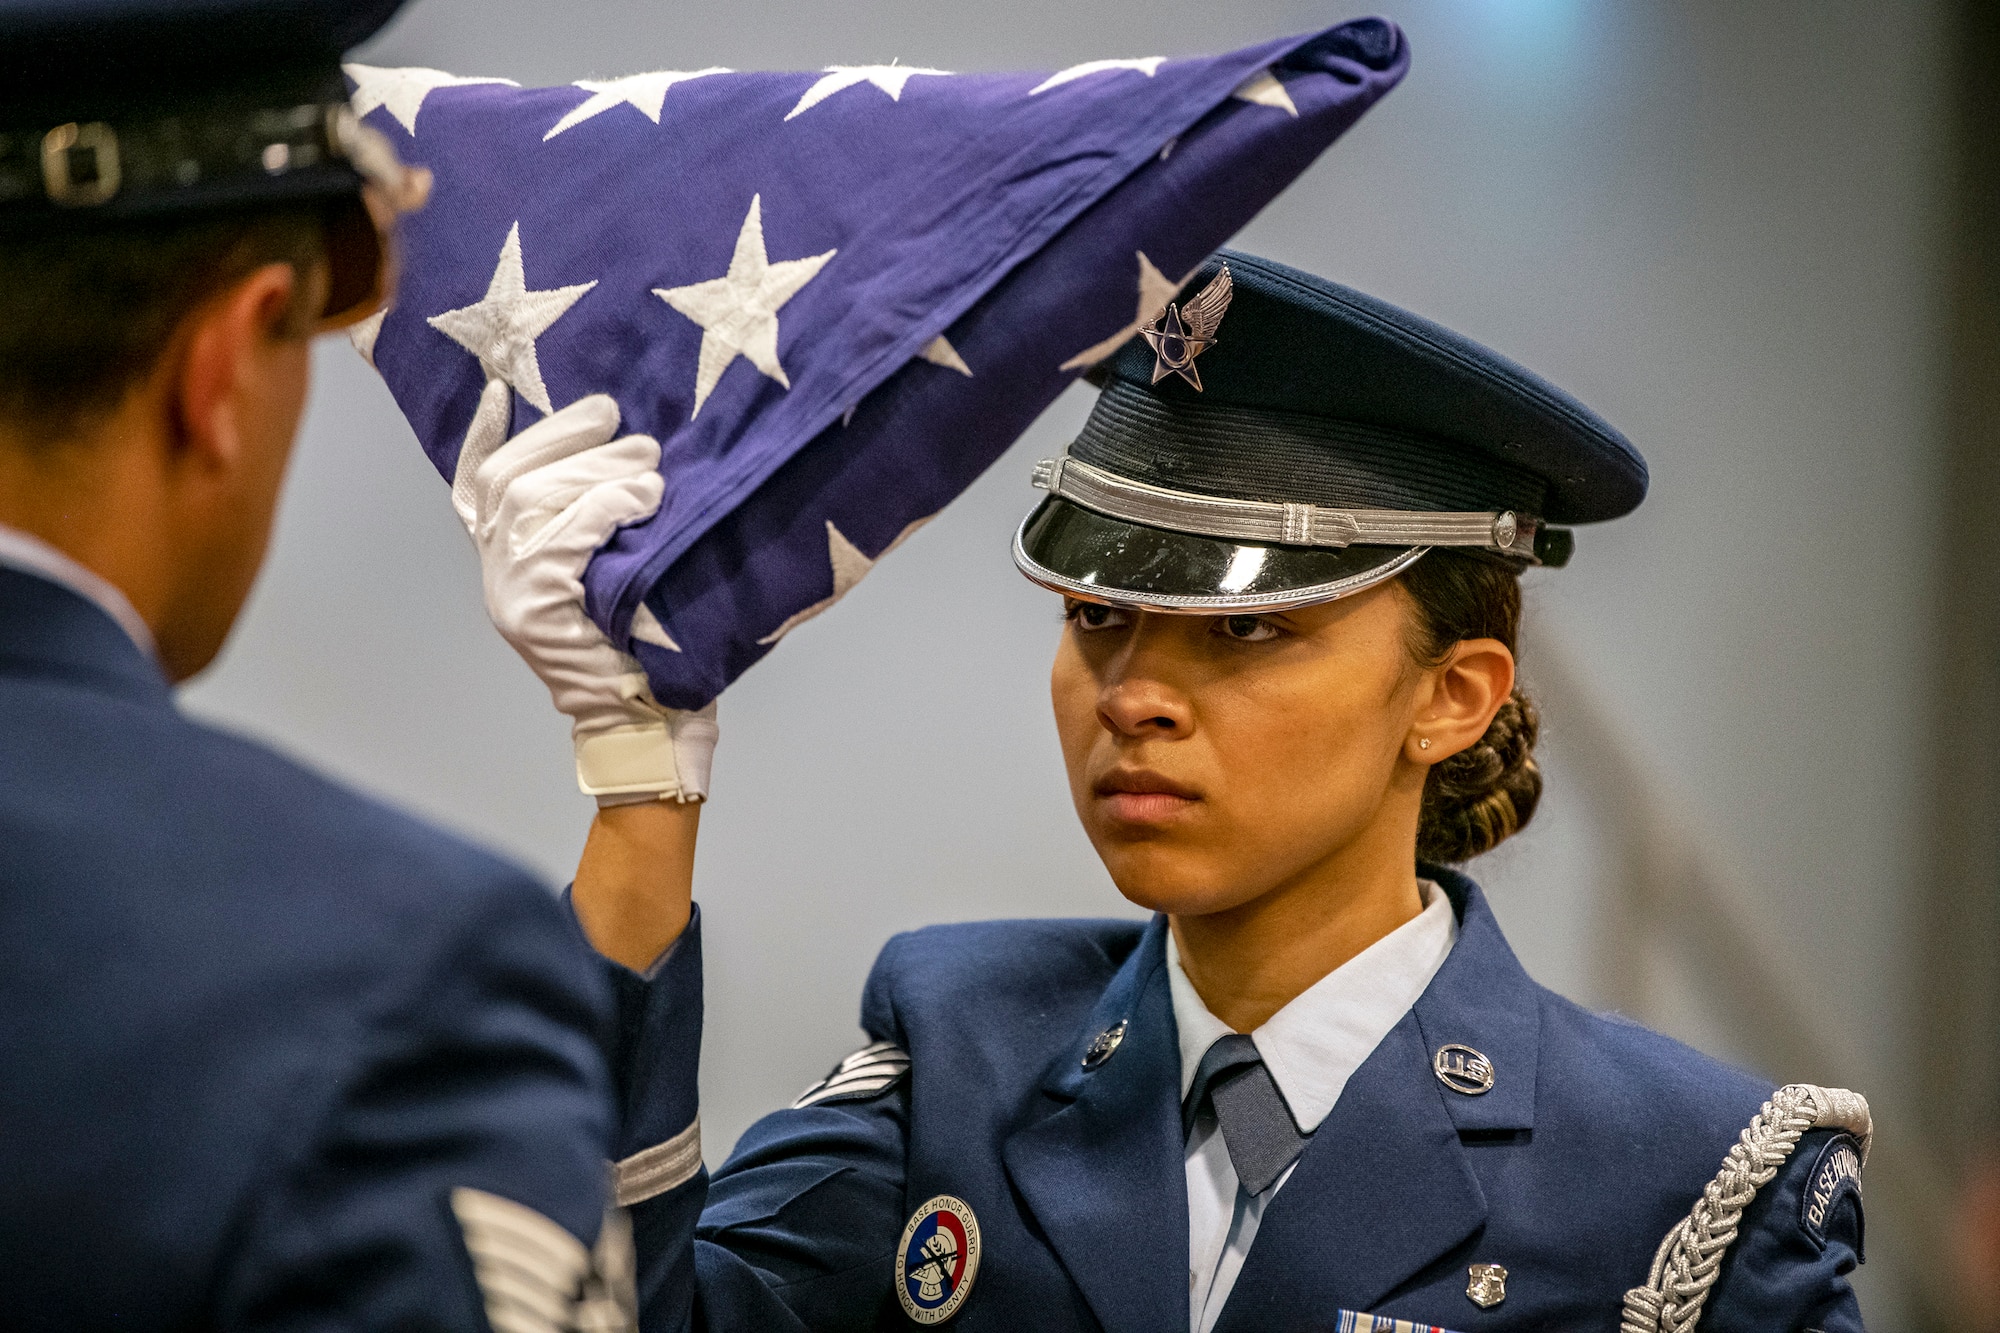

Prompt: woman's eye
xmin=1218 ymin=614 xmax=1278 ymax=642
xmin=1065 ymin=601 xmax=1129 ymax=631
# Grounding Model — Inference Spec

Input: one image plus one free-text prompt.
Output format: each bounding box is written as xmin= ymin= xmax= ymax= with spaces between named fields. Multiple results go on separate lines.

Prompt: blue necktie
xmin=1182 ymin=1033 xmax=1311 ymax=1196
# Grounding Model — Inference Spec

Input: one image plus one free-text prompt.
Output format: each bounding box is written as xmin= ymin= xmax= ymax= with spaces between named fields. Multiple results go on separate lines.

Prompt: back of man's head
xmin=0 ymin=207 xmax=336 ymax=681
xmin=0 ymin=207 xmax=329 ymax=448
xmin=0 ymin=0 xmax=417 ymax=680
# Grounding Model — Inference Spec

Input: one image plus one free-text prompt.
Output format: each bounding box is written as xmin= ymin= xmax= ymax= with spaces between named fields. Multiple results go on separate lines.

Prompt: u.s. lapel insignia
xmin=897 ymin=1195 xmax=981 ymax=1324
xmin=1141 ymin=263 xmax=1232 ymax=390
xmin=1432 ymin=1043 xmax=1495 ymax=1096
xmin=1081 ymin=1019 xmax=1127 ymax=1069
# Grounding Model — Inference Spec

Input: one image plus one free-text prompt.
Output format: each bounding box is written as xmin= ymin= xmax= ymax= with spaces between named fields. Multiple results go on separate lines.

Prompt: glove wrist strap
xmin=575 ymin=722 xmax=684 ymax=800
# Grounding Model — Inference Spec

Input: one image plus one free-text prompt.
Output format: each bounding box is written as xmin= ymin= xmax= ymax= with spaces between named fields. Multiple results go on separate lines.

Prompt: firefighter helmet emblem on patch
xmin=896 ymin=1194 xmax=981 ymax=1324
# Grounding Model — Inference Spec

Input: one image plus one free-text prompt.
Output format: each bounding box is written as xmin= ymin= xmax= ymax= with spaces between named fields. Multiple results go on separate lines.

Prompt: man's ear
xmin=171 ymin=263 xmax=302 ymax=469
xmin=1404 ymin=637 xmax=1515 ymax=765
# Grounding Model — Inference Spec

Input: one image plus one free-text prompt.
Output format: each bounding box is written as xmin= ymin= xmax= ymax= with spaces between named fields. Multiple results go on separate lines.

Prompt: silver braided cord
xmin=1620 ymin=1084 xmax=1872 ymax=1333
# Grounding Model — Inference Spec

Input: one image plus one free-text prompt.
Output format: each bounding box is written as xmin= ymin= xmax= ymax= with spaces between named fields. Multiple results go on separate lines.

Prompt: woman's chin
xmin=1103 ymin=857 xmax=1261 ymax=919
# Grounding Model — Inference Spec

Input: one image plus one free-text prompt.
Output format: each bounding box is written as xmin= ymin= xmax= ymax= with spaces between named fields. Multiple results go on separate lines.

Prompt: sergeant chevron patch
xmin=1331 ymin=1313 xmax=1462 ymax=1333
xmin=450 ymin=1187 xmax=636 ymax=1333
xmin=792 ymin=1039 xmax=911 ymax=1108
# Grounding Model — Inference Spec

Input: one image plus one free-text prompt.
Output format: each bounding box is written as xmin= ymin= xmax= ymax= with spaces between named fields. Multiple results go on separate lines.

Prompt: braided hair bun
xmin=1400 ymin=551 xmax=1543 ymax=864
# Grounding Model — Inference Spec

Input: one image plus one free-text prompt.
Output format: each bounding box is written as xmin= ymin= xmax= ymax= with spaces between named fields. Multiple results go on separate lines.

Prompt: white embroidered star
xmin=544 ymin=68 xmax=733 ymax=140
xmin=348 ymin=308 xmax=387 ymax=367
xmin=919 ymin=334 xmax=972 ymax=376
xmin=785 ymin=62 xmax=952 ymax=121
xmin=1232 ymin=68 xmax=1298 ymax=118
xmin=1058 ymin=250 xmax=1192 ymax=372
xmin=630 ymin=604 xmax=681 ymax=652
xmin=427 ymin=222 xmax=596 ymax=414
xmin=1029 ymin=57 xmax=1166 ymax=96
xmin=345 ymin=64 xmax=517 ymax=135
xmin=654 ymin=195 xmax=836 ymax=418
xmin=758 ymin=517 xmax=930 ymax=644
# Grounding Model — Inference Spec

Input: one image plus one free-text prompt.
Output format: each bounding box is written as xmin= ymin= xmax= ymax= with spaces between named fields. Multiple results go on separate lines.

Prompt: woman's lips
xmin=1094 ymin=770 xmax=1200 ymax=825
xmin=1100 ymin=791 xmax=1199 ymax=824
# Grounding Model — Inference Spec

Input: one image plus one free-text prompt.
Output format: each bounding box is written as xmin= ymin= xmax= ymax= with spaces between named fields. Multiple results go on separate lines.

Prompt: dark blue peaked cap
xmin=0 ymin=0 xmax=406 ymax=119
xmin=0 ymin=0 xmax=410 ymax=228
xmin=1015 ymin=249 xmax=1647 ymax=612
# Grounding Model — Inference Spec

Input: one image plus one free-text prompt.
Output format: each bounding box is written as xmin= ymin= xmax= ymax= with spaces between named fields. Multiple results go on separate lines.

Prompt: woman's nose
xmin=1096 ymin=674 xmax=1192 ymax=739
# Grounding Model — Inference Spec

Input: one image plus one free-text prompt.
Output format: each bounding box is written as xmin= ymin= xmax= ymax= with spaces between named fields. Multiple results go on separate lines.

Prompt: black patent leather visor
xmin=1012 ymin=496 xmax=1424 ymax=612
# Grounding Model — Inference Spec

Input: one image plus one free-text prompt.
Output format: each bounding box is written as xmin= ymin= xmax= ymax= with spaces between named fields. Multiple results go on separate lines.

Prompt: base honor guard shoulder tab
xmin=1621 ymin=1083 xmax=1872 ymax=1333
xmin=791 ymin=1039 xmax=911 ymax=1109
xmin=1799 ymin=1131 xmax=1865 ymax=1255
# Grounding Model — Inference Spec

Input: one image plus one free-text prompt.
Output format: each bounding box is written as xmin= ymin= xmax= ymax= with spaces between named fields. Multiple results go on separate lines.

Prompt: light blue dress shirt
xmin=1168 ymin=879 xmax=1459 ymax=1333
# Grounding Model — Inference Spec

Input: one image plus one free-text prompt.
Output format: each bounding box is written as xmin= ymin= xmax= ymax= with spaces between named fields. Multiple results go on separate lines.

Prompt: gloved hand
xmin=453 ymin=378 xmax=717 ymax=803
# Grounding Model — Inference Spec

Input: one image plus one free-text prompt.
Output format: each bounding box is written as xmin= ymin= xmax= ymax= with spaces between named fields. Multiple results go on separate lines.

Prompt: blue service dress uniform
xmin=597 ymin=251 xmax=1868 ymax=1330
xmin=602 ymin=870 xmax=1864 ymax=1332
xmin=0 ymin=564 xmax=645 ymax=1329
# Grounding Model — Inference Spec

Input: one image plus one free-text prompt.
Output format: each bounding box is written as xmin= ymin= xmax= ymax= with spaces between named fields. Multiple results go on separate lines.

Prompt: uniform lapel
xmin=1211 ymin=872 xmax=1541 ymax=1330
xmin=1002 ymin=914 xmax=1189 ymax=1333
xmin=0 ymin=567 xmax=168 ymax=706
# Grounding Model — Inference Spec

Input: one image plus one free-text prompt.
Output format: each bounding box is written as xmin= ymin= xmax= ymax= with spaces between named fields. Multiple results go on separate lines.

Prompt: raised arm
xmin=574 ymin=800 xmax=701 ymax=971
xmin=455 ymin=382 xmax=919 ymax=1331
xmin=448 ymin=374 xmax=714 ymax=971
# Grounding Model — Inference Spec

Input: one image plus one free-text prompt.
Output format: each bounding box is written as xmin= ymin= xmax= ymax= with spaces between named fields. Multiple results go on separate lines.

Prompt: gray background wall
xmin=181 ymin=2 xmax=1946 ymax=1323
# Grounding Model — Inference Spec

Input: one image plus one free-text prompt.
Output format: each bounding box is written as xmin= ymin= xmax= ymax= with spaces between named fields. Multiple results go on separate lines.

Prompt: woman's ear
xmin=1404 ymin=637 xmax=1515 ymax=765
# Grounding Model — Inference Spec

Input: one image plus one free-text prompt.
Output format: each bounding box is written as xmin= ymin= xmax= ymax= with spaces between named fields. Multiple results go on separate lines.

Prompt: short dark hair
xmin=1400 ymin=550 xmax=1543 ymax=864
xmin=0 ymin=204 xmax=329 ymax=446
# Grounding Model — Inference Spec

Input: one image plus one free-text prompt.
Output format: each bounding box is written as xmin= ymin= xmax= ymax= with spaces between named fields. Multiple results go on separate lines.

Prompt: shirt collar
xmin=1166 ymin=879 xmax=1459 ymax=1133
xmin=0 ymin=523 xmax=157 ymax=661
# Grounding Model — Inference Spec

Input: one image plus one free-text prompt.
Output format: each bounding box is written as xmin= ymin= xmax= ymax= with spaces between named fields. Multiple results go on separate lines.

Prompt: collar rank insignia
xmin=897 ymin=1195 xmax=981 ymax=1324
xmin=1141 ymin=263 xmax=1232 ymax=391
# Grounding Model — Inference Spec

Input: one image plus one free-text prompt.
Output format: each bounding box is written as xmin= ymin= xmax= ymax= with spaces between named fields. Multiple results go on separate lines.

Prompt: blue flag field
xmin=352 ymin=18 xmax=1407 ymax=706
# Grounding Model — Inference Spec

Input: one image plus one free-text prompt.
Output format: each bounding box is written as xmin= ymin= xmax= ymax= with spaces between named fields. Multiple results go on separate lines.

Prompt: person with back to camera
xmin=0 ymin=1 xmax=716 ymax=1327
xmin=481 ymin=250 xmax=1874 ymax=1330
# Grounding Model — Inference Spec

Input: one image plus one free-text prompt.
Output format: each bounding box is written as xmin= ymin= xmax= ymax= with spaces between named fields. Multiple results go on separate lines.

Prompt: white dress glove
xmin=453 ymin=378 xmax=717 ymax=803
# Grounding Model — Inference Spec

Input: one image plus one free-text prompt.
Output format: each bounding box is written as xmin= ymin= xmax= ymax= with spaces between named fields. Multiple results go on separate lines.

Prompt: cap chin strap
xmin=1033 ymin=455 xmax=1550 ymax=562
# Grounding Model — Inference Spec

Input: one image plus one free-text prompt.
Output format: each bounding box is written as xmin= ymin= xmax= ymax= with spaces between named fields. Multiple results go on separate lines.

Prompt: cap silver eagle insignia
xmin=1141 ymin=263 xmax=1232 ymax=391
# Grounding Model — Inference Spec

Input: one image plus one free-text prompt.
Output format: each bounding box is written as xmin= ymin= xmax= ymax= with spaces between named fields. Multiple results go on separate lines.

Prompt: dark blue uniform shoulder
xmin=1539 ymin=986 xmax=1776 ymax=1156
xmin=0 ymin=572 xmax=614 ymax=1330
xmin=860 ymin=915 xmax=1146 ymax=1046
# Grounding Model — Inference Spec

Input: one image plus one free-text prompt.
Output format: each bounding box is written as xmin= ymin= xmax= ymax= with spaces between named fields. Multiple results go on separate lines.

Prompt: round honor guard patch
xmin=1432 ymin=1043 xmax=1495 ymax=1096
xmin=897 ymin=1195 xmax=981 ymax=1324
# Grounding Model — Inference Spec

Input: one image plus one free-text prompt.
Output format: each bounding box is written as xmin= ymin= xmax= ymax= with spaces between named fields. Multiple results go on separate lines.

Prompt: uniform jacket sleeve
xmin=1702 ymin=1125 xmax=1867 ymax=1333
xmin=584 ymin=904 xmax=910 ymax=1333
xmin=211 ymin=873 xmax=618 ymax=1331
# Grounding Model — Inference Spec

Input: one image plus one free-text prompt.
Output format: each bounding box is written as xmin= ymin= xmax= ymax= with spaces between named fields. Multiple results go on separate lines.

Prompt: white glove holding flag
xmin=453 ymin=378 xmax=717 ymax=804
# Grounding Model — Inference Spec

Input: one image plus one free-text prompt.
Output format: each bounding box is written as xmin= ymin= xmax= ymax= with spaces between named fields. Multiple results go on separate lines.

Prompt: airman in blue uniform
xmin=497 ymin=254 xmax=1871 ymax=1332
xmin=0 ymin=4 xmax=686 ymax=1328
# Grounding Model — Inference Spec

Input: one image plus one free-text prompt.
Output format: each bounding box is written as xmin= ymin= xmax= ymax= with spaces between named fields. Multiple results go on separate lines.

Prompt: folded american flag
xmin=351 ymin=18 xmax=1407 ymax=707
